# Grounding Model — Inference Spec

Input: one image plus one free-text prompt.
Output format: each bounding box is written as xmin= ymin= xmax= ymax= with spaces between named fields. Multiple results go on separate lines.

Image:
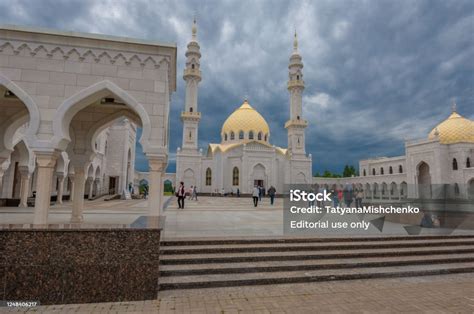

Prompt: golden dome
xmin=221 ymin=100 xmax=270 ymax=142
xmin=428 ymin=110 xmax=474 ymax=144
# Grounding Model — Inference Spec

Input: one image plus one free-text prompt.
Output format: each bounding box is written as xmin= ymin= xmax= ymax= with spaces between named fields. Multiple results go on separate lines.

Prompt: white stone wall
xmin=0 ymin=25 xmax=176 ymax=158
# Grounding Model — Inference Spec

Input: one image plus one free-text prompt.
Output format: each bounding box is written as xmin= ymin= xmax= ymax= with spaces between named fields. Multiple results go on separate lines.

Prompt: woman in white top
xmin=252 ymin=186 xmax=259 ymax=207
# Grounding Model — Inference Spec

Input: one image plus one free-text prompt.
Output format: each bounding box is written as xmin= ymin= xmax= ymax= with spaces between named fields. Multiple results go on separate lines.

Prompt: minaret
xmin=181 ymin=18 xmax=202 ymax=152
xmin=285 ymin=31 xmax=307 ymax=155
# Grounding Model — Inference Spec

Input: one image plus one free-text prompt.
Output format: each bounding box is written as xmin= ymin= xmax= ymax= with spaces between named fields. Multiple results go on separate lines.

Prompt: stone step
xmin=160 ymin=237 xmax=474 ymax=252
xmin=160 ymin=234 xmax=474 ymax=246
xmin=160 ymin=239 xmax=474 ymax=255
xmin=159 ymin=253 xmax=474 ymax=275
xmin=158 ymin=263 xmax=474 ymax=291
xmin=160 ymin=246 xmax=474 ymax=265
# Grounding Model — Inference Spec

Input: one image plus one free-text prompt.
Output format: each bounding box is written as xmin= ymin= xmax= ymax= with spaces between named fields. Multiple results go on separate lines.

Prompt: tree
xmin=343 ymin=165 xmax=357 ymax=177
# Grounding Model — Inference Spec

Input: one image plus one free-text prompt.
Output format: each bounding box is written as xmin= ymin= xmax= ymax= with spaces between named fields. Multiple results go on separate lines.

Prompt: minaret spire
xmin=180 ymin=17 xmax=202 ymax=152
xmin=451 ymin=99 xmax=457 ymax=113
xmin=293 ymin=29 xmax=298 ymax=52
xmin=285 ymin=31 xmax=307 ymax=155
xmin=192 ymin=15 xmax=197 ymax=40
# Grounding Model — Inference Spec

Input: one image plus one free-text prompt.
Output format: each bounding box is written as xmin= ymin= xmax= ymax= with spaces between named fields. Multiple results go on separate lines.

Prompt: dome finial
xmin=451 ymin=99 xmax=457 ymax=113
xmin=192 ymin=15 xmax=197 ymax=40
xmin=293 ymin=29 xmax=298 ymax=52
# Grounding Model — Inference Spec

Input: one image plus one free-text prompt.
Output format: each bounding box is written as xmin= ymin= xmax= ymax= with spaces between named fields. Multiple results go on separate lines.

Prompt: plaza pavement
xmin=4 ymin=273 xmax=474 ymax=313
xmin=1 ymin=196 xmax=472 ymax=238
xmin=2 ymin=196 xmax=474 ymax=313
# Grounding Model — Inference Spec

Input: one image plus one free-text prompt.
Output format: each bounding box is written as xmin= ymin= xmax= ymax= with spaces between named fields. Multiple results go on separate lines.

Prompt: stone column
xmin=88 ymin=178 xmax=94 ymax=200
xmin=18 ymin=166 xmax=31 ymax=208
xmin=0 ymin=169 xmax=5 ymax=199
xmin=398 ymin=184 xmax=402 ymax=201
xmin=56 ymin=173 xmax=65 ymax=205
xmin=71 ymin=166 xmax=86 ymax=223
xmin=148 ymin=157 xmax=167 ymax=216
xmin=33 ymin=151 xmax=59 ymax=225
xmin=69 ymin=174 xmax=75 ymax=202
xmin=371 ymin=187 xmax=374 ymax=201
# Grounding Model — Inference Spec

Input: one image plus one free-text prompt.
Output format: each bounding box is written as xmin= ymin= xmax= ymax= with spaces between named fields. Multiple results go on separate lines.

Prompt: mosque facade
xmin=175 ymin=21 xmax=312 ymax=194
xmin=313 ymin=104 xmax=474 ymax=200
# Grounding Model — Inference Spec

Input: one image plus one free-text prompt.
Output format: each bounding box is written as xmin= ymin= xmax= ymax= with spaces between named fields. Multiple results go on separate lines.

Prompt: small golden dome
xmin=221 ymin=100 xmax=270 ymax=142
xmin=428 ymin=110 xmax=474 ymax=144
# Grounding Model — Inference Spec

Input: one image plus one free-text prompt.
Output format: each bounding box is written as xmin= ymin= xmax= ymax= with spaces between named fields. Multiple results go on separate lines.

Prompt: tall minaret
xmin=181 ymin=18 xmax=202 ymax=152
xmin=285 ymin=31 xmax=307 ymax=155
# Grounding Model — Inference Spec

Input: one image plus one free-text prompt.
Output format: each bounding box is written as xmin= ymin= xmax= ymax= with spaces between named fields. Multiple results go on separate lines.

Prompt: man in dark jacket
xmin=268 ymin=186 xmax=276 ymax=205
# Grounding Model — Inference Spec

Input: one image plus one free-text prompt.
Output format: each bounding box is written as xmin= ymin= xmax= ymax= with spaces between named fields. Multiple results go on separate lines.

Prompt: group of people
xmin=252 ymin=185 xmax=276 ymax=207
xmin=176 ymin=182 xmax=278 ymax=209
xmin=309 ymin=186 xmax=364 ymax=208
xmin=175 ymin=182 xmax=198 ymax=209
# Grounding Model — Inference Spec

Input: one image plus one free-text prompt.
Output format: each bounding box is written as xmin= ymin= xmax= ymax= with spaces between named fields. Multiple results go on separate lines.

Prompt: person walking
xmin=355 ymin=189 xmax=363 ymax=208
xmin=188 ymin=185 xmax=194 ymax=200
xmin=143 ymin=185 xmax=149 ymax=199
xmin=252 ymin=185 xmax=259 ymax=207
xmin=192 ymin=186 xmax=198 ymax=201
xmin=237 ymin=188 xmax=240 ymax=197
xmin=343 ymin=185 xmax=353 ymax=207
xmin=258 ymin=186 xmax=262 ymax=202
xmin=332 ymin=189 xmax=338 ymax=207
xmin=338 ymin=189 xmax=344 ymax=207
xmin=177 ymin=181 xmax=186 ymax=209
xmin=268 ymin=186 xmax=276 ymax=205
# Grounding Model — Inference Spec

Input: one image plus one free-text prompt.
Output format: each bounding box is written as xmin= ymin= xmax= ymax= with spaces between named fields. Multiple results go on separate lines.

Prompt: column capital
xmin=147 ymin=155 xmax=168 ymax=172
xmin=55 ymin=171 xmax=65 ymax=180
xmin=18 ymin=165 xmax=32 ymax=177
xmin=35 ymin=150 xmax=60 ymax=168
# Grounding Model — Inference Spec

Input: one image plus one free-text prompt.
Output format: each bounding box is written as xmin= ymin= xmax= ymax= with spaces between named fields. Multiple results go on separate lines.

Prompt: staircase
xmin=159 ymin=235 xmax=474 ymax=291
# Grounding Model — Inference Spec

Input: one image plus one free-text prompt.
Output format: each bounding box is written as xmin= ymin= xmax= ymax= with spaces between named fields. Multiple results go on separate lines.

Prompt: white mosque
xmin=175 ymin=21 xmax=312 ymax=194
xmin=173 ymin=20 xmax=474 ymax=199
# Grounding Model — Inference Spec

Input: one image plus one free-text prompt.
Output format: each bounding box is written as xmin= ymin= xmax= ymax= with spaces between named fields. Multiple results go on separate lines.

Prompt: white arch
xmin=87 ymin=110 xmax=141 ymax=154
xmin=0 ymin=73 xmax=40 ymax=138
xmin=52 ymin=80 xmax=151 ymax=151
xmin=296 ymin=172 xmax=307 ymax=184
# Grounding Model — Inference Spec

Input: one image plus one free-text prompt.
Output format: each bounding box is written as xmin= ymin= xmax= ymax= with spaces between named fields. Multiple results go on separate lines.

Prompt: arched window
xmin=363 ymin=169 xmax=366 ymax=176
xmin=232 ymin=167 xmax=239 ymax=186
xmin=389 ymin=166 xmax=393 ymax=174
xmin=453 ymin=158 xmax=458 ymax=170
xmin=230 ymin=131 xmax=235 ymax=140
xmin=258 ymin=132 xmax=262 ymax=141
xmin=467 ymin=157 xmax=471 ymax=168
xmin=372 ymin=169 xmax=376 ymax=176
xmin=297 ymin=115 xmax=300 ymax=120
xmin=399 ymin=165 xmax=403 ymax=173
xmin=191 ymin=64 xmax=195 ymax=69
xmin=189 ymin=131 xmax=192 ymax=139
xmin=249 ymin=131 xmax=254 ymax=140
xmin=296 ymin=75 xmax=299 ymax=80
xmin=205 ymin=168 xmax=212 ymax=186
xmin=264 ymin=134 xmax=268 ymax=142
xmin=239 ymin=130 xmax=244 ymax=139
xmin=380 ymin=167 xmax=384 ymax=175
xmin=190 ymin=107 xmax=193 ymax=112
xmin=224 ymin=133 xmax=228 ymax=141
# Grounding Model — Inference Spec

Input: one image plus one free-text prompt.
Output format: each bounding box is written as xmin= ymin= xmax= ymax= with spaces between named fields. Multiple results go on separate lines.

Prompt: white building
xmin=313 ymin=103 xmax=474 ymax=200
xmin=175 ymin=23 xmax=312 ymax=194
xmin=0 ymin=25 xmax=176 ymax=224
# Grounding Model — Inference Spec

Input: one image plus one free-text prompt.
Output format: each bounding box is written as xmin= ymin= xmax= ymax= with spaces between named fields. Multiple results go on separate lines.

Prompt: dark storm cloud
xmin=2 ymin=0 xmax=473 ymax=174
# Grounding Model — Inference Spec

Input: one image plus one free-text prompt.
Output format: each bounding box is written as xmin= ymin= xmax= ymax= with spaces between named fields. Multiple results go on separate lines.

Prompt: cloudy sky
xmin=3 ymin=0 xmax=473 ymax=174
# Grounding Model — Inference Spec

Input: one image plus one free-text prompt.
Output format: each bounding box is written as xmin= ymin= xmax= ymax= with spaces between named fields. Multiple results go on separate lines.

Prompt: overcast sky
xmin=2 ymin=0 xmax=473 ymax=174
